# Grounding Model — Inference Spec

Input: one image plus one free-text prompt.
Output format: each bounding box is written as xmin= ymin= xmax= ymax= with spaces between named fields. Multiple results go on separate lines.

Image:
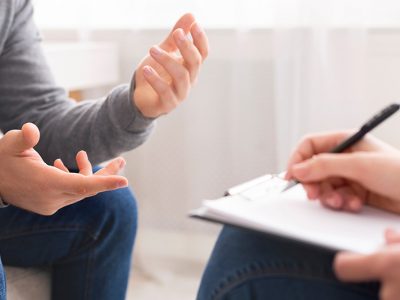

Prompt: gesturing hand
xmin=133 ymin=13 xmax=209 ymax=118
xmin=0 ymin=123 xmax=128 ymax=215
xmin=335 ymin=229 xmax=400 ymax=300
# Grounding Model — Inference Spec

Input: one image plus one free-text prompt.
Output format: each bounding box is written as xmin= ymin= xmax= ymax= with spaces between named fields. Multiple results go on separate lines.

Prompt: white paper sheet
xmin=192 ymin=180 xmax=400 ymax=254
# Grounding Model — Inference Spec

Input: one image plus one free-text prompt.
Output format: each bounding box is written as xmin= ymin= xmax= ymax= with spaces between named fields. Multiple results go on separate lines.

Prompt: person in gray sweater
xmin=0 ymin=0 xmax=209 ymax=299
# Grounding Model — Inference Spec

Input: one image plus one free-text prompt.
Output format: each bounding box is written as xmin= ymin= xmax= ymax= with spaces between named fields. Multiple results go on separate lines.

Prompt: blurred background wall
xmin=40 ymin=28 xmax=400 ymax=232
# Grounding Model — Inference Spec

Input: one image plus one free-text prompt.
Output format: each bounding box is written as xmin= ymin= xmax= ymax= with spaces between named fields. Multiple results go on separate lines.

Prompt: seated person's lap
xmin=0 ymin=177 xmax=138 ymax=300
xmin=0 ymin=186 xmax=137 ymax=267
xmin=197 ymin=226 xmax=380 ymax=300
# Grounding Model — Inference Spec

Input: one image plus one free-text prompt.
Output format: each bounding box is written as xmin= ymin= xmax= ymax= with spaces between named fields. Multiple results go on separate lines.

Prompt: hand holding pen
xmin=282 ymin=103 xmax=400 ymax=214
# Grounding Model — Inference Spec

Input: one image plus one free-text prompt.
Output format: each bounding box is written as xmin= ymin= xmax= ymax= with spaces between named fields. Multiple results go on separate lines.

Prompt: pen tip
xmin=281 ymin=181 xmax=298 ymax=193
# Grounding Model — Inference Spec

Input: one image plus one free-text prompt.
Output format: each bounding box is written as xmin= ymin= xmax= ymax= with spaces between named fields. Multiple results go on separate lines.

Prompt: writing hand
xmin=285 ymin=131 xmax=400 ymax=213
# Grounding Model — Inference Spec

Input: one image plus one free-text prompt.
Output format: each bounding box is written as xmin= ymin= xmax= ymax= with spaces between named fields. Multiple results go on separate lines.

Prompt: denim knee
xmin=83 ymin=186 xmax=138 ymax=247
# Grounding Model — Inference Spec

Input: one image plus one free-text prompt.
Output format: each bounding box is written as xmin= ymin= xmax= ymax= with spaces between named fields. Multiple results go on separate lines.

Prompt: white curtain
xmin=34 ymin=0 xmax=400 ymax=29
xmin=273 ymin=29 xmax=370 ymax=169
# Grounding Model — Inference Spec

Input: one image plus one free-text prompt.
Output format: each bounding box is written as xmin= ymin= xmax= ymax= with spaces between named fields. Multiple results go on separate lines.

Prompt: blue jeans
xmin=197 ymin=226 xmax=380 ymax=300
xmin=0 ymin=185 xmax=137 ymax=300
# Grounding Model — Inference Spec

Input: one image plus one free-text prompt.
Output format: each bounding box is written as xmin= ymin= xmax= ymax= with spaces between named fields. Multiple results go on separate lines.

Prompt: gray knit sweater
xmin=0 ymin=0 xmax=155 ymax=167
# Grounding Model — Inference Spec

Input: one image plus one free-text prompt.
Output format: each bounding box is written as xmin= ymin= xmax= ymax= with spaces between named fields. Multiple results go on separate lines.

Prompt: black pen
xmin=281 ymin=102 xmax=400 ymax=193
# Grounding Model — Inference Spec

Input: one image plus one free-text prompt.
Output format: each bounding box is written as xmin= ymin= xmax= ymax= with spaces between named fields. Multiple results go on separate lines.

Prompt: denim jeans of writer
xmin=197 ymin=226 xmax=380 ymax=300
xmin=0 ymin=182 xmax=137 ymax=300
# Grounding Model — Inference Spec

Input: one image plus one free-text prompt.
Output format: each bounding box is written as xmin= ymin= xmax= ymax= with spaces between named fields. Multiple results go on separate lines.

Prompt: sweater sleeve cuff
xmin=114 ymin=74 xmax=156 ymax=133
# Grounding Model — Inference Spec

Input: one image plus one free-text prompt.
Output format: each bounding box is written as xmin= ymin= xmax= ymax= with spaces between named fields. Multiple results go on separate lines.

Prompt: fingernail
xmin=385 ymin=228 xmax=400 ymax=241
xmin=192 ymin=22 xmax=202 ymax=35
xmin=292 ymin=162 xmax=309 ymax=177
xmin=349 ymin=199 xmax=361 ymax=211
xmin=327 ymin=196 xmax=340 ymax=208
xmin=150 ymin=46 xmax=162 ymax=57
xmin=77 ymin=150 xmax=87 ymax=159
xmin=143 ymin=66 xmax=153 ymax=76
xmin=176 ymin=28 xmax=186 ymax=42
xmin=119 ymin=159 xmax=126 ymax=169
xmin=116 ymin=180 xmax=127 ymax=188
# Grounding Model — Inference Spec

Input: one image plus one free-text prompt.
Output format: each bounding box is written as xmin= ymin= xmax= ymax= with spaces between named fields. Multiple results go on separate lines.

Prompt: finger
xmin=302 ymin=183 xmax=320 ymax=200
xmin=285 ymin=131 xmax=355 ymax=179
xmin=142 ymin=65 xmax=178 ymax=113
xmin=385 ymin=228 xmax=400 ymax=245
xmin=290 ymin=152 xmax=371 ymax=184
xmin=2 ymin=123 xmax=40 ymax=154
xmin=349 ymin=181 xmax=368 ymax=204
xmin=58 ymin=173 xmax=128 ymax=196
xmin=95 ymin=157 xmax=125 ymax=176
xmin=335 ymin=185 xmax=364 ymax=212
xmin=149 ymin=46 xmax=190 ymax=99
xmin=160 ymin=13 xmax=195 ymax=51
xmin=319 ymin=181 xmax=344 ymax=210
xmin=76 ymin=150 xmax=93 ymax=176
xmin=334 ymin=251 xmax=383 ymax=281
xmin=173 ymin=28 xmax=202 ymax=83
xmin=367 ymin=193 xmax=400 ymax=215
xmin=380 ymin=285 xmax=399 ymax=300
xmin=35 ymin=161 xmax=127 ymax=198
xmin=54 ymin=159 xmax=69 ymax=173
xmin=190 ymin=22 xmax=209 ymax=60
xmin=21 ymin=123 xmax=40 ymax=149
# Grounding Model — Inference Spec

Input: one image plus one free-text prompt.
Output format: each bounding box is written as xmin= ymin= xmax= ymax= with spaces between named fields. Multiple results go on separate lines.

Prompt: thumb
xmin=2 ymin=123 xmax=40 ymax=153
xmin=159 ymin=13 xmax=195 ymax=51
xmin=290 ymin=153 xmax=368 ymax=183
xmin=334 ymin=251 xmax=382 ymax=281
xmin=385 ymin=228 xmax=400 ymax=245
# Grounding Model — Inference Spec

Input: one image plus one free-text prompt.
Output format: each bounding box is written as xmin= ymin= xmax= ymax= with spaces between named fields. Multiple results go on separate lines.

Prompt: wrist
xmin=129 ymin=73 xmax=157 ymax=123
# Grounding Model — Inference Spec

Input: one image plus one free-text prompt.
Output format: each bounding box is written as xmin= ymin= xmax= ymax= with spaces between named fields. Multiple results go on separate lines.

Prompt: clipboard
xmin=190 ymin=174 xmax=400 ymax=254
